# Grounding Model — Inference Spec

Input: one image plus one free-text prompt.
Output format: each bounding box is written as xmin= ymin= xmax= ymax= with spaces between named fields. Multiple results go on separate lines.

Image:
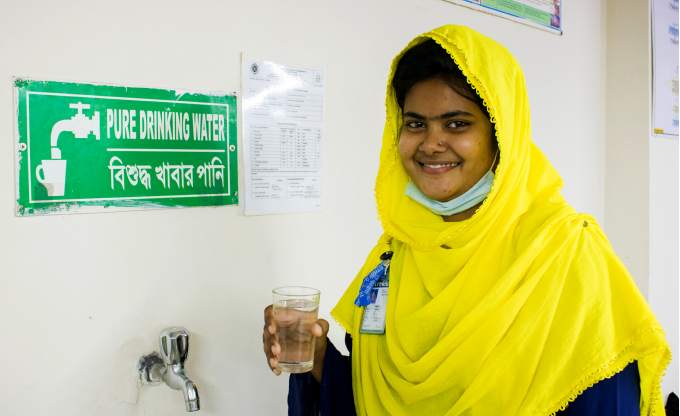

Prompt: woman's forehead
xmin=403 ymin=78 xmax=485 ymax=118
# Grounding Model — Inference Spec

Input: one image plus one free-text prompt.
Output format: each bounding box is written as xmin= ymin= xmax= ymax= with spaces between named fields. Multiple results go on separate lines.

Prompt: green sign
xmin=446 ymin=0 xmax=560 ymax=33
xmin=482 ymin=0 xmax=552 ymax=26
xmin=14 ymin=78 xmax=238 ymax=216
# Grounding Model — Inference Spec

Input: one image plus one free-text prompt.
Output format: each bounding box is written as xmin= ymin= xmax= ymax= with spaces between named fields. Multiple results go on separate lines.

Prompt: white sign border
xmin=24 ymin=92 xmax=233 ymax=204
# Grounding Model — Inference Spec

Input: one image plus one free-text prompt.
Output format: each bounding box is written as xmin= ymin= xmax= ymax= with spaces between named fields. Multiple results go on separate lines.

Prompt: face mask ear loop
xmin=489 ymin=149 xmax=499 ymax=174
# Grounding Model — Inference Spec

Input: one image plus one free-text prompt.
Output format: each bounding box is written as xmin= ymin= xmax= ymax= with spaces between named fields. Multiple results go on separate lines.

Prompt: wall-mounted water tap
xmin=139 ymin=327 xmax=200 ymax=412
xmin=50 ymin=102 xmax=100 ymax=159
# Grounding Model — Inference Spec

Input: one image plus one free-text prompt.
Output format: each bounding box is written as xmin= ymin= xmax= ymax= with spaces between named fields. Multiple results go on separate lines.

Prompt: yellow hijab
xmin=331 ymin=25 xmax=670 ymax=416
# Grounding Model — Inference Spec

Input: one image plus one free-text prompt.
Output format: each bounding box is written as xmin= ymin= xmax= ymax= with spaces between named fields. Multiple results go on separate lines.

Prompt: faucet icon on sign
xmin=35 ymin=102 xmax=100 ymax=197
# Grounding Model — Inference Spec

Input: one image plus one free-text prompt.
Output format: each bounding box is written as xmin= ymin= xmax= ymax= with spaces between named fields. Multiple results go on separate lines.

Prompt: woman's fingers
xmin=264 ymin=337 xmax=281 ymax=375
xmin=263 ymin=333 xmax=280 ymax=354
xmin=268 ymin=356 xmax=281 ymax=376
xmin=264 ymin=305 xmax=275 ymax=327
xmin=263 ymin=304 xmax=281 ymax=375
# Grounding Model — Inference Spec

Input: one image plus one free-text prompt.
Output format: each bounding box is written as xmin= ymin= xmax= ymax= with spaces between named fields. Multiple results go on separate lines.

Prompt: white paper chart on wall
xmin=652 ymin=0 xmax=679 ymax=138
xmin=242 ymin=59 xmax=326 ymax=215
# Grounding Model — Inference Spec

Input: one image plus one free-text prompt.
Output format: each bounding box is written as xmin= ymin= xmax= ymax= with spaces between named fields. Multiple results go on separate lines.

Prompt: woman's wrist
xmin=310 ymin=342 xmax=328 ymax=383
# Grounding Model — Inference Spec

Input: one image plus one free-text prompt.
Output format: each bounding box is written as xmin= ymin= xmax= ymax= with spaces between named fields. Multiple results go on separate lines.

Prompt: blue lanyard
xmin=354 ymin=251 xmax=393 ymax=307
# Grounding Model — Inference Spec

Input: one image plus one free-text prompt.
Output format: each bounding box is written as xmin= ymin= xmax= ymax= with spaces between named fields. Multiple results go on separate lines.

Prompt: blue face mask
xmin=404 ymin=152 xmax=498 ymax=216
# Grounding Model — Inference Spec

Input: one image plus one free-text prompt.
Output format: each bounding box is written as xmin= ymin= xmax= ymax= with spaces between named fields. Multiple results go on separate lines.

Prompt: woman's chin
xmin=410 ymin=176 xmax=462 ymax=203
xmin=419 ymin=189 xmax=457 ymax=202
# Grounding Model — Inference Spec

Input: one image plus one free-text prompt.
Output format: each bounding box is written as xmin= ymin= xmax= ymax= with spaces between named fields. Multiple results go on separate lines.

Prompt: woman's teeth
xmin=423 ymin=163 xmax=459 ymax=168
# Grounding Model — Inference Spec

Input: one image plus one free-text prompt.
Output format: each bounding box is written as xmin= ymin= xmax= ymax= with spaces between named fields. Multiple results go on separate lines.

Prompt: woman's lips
xmin=419 ymin=162 xmax=460 ymax=175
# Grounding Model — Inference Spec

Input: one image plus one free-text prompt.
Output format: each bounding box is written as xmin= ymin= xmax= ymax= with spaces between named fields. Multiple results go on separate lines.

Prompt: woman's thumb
xmin=312 ymin=319 xmax=329 ymax=338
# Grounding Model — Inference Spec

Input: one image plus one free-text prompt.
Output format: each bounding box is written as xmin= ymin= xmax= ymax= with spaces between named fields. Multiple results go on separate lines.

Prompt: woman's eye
xmin=448 ymin=121 xmax=468 ymax=128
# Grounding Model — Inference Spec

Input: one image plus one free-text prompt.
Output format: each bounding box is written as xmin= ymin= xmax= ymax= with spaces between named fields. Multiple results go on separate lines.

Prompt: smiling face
xmin=399 ymin=76 xmax=497 ymax=203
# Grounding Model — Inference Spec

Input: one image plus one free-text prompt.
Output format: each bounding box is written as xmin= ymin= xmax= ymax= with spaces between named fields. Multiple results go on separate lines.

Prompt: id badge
xmin=360 ymin=274 xmax=389 ymax=334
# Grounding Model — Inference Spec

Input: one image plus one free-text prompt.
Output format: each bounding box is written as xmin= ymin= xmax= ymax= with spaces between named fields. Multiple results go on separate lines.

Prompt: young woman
xmin=263 ymin=25 xmax=670 ymax=416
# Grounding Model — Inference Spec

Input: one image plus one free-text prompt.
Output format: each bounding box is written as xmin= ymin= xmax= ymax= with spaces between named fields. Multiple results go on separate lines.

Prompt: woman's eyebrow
xmin=403 ymin=110 xmax=474 ymax=120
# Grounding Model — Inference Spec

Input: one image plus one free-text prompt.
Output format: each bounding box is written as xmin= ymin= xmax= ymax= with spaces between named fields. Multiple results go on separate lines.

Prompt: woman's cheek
xmin=453 ymin=134 xmax=478 ymax=156
xmin=398 ymin=135 xmax=415 ymax=162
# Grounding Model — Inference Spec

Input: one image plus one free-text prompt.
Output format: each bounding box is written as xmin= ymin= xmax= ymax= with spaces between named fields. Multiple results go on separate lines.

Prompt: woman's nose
xmin=420 ymin=128 xmax=446 ymax=154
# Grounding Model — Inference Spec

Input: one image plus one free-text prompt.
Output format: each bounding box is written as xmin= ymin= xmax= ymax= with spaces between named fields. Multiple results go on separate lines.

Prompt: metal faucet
xmin=139 ymin=327 xmax=200 ymax=412
xmin=50 ymin=102 xmax=100 ymax=159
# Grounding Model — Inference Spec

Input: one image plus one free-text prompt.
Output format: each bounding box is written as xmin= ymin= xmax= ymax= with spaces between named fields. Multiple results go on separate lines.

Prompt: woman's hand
xmin=263 ymin=304 xmax=330 ymax=383
xmin=263 ymin=304 xmax=283 ymax=376
xmin=309 ymin=319 xmax=330 ymax=383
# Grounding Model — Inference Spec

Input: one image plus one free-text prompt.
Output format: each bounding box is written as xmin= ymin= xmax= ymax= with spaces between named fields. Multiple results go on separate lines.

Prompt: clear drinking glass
xmin=272 ymin=286 xmax=320 ymax=373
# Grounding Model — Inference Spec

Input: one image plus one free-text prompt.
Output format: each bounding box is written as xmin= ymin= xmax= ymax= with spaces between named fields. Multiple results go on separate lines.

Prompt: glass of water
xmin=272 ymin=286 xmax=320 ymax=374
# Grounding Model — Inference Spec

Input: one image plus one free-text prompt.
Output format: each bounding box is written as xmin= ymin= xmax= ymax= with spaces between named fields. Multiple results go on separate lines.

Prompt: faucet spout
xmin=51 ymin=120 xmax=75 ymax=147
xmin=163 ymin=364 xmax=200 ymax=412
xmin=158 ymin=327 xmax=200 ymax=412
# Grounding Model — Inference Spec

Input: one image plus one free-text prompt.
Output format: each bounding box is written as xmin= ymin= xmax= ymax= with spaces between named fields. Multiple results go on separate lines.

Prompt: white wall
xmin=0 ymin=1 xmax=610 ymax=415
xmin=604 ymin=0 xmax=651 ymax=296
xmin=649 ymin=136 xmax=679 ymax=399
xmin=604 ymin=0 xmax=678 ymax=400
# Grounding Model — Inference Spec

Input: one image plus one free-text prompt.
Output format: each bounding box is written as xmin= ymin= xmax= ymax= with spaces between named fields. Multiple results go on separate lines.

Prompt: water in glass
xmin=273 ymin=298 xmax=319 ymax=373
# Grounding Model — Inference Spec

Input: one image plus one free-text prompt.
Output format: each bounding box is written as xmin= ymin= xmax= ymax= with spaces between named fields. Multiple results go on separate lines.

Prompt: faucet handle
xmin=69 ymin=102 xmax=90 ymax=114
xmin=159 ymin=327 xmax=190 ymax=366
